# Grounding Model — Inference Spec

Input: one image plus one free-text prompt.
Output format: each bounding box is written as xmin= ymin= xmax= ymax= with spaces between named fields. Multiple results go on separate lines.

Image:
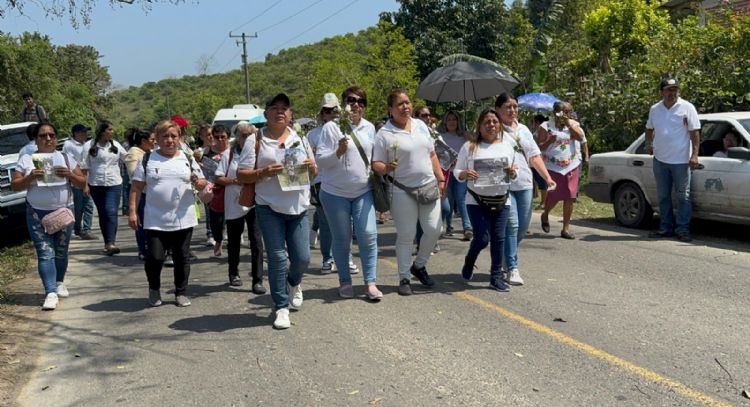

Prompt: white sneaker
xmin=289 ymin=284 xmax=303 ymax=308
xmin=309 ymin=230 xmax=318 ymax=249
xmin=348 ymin=260 xmax=359 ymax=274
xmin=42 ymin=293 xmax=58 ymax=310
xmin=321 ymin=260 xmax=333 ymax=274
xmin=273 ymin=308 xmax=290 ymax=329
xmin=508 ymin=268 xmax=524 ymax=286
xmin=56 ymin=282 xmax=69 ymax=298
xmin=205 ymin=237 xmax=216 ymax=247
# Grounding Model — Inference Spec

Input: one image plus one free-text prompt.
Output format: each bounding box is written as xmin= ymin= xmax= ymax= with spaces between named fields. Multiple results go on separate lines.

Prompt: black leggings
xmin=145 ymin=228 xmax=193 ymax=295
xmin=209 ymin=209 xmax=225 ymax=243
xmin=225 ymin=208 xmax=264 ymax=282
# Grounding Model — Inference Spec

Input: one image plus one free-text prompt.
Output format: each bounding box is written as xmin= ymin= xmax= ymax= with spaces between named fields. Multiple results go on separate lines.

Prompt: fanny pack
xmin=467 ymin=188 xmax=509 ymax=214
xmin=388 ymin=177 xmax=439 ymax=204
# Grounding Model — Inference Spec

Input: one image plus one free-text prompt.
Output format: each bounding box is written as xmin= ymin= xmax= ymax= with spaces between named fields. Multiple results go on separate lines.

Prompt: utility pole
xmin=229 ymin=31 xmax=257 ymax=104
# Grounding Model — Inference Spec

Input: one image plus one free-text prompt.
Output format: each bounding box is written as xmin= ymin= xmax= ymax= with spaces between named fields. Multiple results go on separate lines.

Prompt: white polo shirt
xmin=237 ymin=128 xmax=314 ymax=216
xmin=81 ymin=140 xmax=128 ymax=186
xmin=62 ymin=138 xmax=88 ymax=165
xmin=372 ymin=118 xmax=435 ymax=188
xmin=646 ymin=97 xmax=700 ymax=164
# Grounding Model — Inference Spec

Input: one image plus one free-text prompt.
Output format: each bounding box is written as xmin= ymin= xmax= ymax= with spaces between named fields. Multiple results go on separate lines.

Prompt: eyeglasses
xmin=418 ymin=113 xmax=431 ymax=118
xmin=37 ymin=133 xmax=57 ymax=139
xmin=346 ymin=96 xmax=367 ymax=107
xmin=321 ymin=107 xmax=336 ymax=114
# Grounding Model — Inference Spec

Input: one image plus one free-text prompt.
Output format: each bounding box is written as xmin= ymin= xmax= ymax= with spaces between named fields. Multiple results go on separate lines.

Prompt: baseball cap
xmin=320 ymin=93 xmax=340 ymax=109
xmin=660 ymin=78 xmax=680 ymax=90
xmin=265 ymin=93 xmax=291 ymax=108
xmin=71 ymin=124 xmax=90 ymax=134
xmin=170 ymin=115 xmax=190 ymax=128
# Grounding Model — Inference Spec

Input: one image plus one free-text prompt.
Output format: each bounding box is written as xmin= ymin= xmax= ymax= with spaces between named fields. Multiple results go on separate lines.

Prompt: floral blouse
xmin=540 ymin=119 xmax=585 ymax=175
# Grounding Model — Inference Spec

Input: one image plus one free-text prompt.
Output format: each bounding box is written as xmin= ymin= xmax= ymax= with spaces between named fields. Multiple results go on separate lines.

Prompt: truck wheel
xmin=614 ymin=182 xmax=653 ymax=228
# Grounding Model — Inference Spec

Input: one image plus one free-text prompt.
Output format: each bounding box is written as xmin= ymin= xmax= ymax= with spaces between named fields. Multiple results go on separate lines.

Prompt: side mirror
xmin=727 ymin=147 xmax=750 ymax=160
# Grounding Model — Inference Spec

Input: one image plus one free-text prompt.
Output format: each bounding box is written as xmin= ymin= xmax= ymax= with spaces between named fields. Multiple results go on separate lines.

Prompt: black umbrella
xmin=416 ymin=60 xmax=520 ymax=103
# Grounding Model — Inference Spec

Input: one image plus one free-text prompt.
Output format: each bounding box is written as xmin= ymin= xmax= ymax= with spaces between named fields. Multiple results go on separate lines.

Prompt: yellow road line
xmin=455 ymin=291 xmax=732 ymax=407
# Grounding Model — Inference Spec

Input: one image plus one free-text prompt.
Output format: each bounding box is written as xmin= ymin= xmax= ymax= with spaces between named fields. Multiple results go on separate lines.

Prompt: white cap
xmin=320 ymin=93 xmax=340 ymax=109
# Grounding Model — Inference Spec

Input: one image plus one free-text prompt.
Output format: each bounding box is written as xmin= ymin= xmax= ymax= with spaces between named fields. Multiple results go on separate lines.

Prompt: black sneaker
xmin=398 ymin=278 xmax=412 ymax=296
xmin=251 ymin=281 xmax=267 ymax=295
xmin=677 ymin=233 xmax=692 ymax=242
xmin=648 ymin=230 xmax=675 ymax=238
xmin=79 ymin=233 xmax=97 ymax=240
xmin=229 ymin=275 xmax=243 ymax=287
xmin=410 ymin=263 xmax=435 ymax=287
xmin=489 ymin=274 xmax=510 ymax=292
xmin=461 ymin=264 xmax=476 ymax=281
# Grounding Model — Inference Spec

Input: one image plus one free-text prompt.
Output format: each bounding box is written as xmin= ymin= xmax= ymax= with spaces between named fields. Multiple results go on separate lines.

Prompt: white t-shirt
xmin=16 ymin=151 xmax=76 ymax=210
xmin=215 ymin=147 xmax=250 ymax=220
xmin=81 ymin=139 xmax=128 ymax=186
xmin=237 ymin=128 xmax=314 ymax=216
xmin=62 ymin=138 xmax=88 ymax=165
xmin=132 ymin=150 xmax=204 ymax=231
xmin=306 ymin=125 xmax=324 ymax=184
xmin=504 ymin=122 xmax=541 ymax=191
xmin=453 ymin=141 xmax=515 ymax=206
xmin=646 ymin=97 xmax=700 ymax=164
xmin=18 ymin=141 xmax=37 ymax=158
xmin=372 ymin=118 xmax=436 ymax=188
xmin=315 ymin=119 xmax=374 ymax=199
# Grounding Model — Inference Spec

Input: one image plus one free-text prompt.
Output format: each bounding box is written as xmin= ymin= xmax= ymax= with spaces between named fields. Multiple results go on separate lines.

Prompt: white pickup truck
xmin=0 ymin=122 xmax=36 ymax=231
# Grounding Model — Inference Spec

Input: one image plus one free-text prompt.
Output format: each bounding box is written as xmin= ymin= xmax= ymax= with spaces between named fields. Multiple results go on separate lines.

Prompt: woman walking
xmin=372 ymin=90 xmax=446 ymax=296
xmin=438 ymin=110 xmax=472 ymax=241
xmin=203 ymin=124 xmax=231 ymax=257
xmin=537 ymin=101 xmax=585 ymax=239
xmin=453 ymin=110 xmax=517 ymax=292
xmin=316 ymin=87 xmax=382 ymax=300
xmin=237 ymin=93 xmax=316 ymax=329
xmin=129 ymin=119 xmax=208 ymax=307
xmin=214 ymin=122 xmax=266 ymax=294
xmin=495 ymin=94 xmax=556 ymax=285
xmin=81 ymin=120 xmax=128 ymax=255
xmin=124 ymin=128 xmax=156 ymax=261
xmin=12 ymin=121 xmax=87 ymax=310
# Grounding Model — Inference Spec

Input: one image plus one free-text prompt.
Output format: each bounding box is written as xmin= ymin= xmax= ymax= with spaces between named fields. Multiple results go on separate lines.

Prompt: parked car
xmin=585 ymin=112 xmax=750 ymax=228
xmin=0 ymin=122 xmax=36 ymax=231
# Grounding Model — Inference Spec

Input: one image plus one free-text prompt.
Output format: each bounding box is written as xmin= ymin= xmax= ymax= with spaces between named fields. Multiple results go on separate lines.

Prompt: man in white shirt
xmin=18 ymin=124 xmax=38 ymax=158
xmin=63 ymin=124 xmax=95 ymax=239
xmin=645 ymin=78 xmax=700 ymax=242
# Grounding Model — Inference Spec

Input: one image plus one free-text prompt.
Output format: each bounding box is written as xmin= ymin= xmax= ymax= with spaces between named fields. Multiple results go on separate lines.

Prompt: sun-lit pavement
xmin=16 ymin=213 xmax=750 ymax=406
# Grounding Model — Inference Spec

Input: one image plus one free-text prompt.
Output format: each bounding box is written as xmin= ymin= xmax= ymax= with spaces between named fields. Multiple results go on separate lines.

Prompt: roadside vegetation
xmin=0 ymin=242 xmax=33 ymax=305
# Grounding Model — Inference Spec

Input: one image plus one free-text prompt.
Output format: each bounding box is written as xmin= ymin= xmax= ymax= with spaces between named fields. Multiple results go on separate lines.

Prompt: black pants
xmin=145 ymin=228 xmax=193 ymax=295
xmin=226 ymin=208 xmax=264 ymax=283
xmin=209 ymin=209 xmax=225 ymax=244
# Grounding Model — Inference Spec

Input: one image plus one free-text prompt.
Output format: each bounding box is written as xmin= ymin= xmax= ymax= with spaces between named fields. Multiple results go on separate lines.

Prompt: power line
xmin=230 ymin=0 xmax=284 ymax=33
xmin=219 ymin=51 xmax=241 ymax=72
xmin=269 ymin=0 xmax=361 ymax=53
xmin=256 ymin=0 xmax=325 ymax=33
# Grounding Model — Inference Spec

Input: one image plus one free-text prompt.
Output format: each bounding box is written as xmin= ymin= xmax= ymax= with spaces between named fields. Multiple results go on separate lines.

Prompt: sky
xmin=2 ymin=0 xmax=403 ymax=88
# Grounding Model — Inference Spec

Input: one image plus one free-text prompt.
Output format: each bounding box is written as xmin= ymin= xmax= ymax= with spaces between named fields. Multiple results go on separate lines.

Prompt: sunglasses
xmin=37 ymin=133 xmax=57 ymax=139
xmin=418 ymin=113 xmax=431 ymax=118
xmin=346 ymin=96 xmax=367 ymax=107
xmin=321 ymin=107 xmax=336 ymax=114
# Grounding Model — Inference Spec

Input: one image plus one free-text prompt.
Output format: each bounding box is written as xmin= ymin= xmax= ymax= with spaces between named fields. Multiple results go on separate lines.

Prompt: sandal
xmin=541 ymin=213 xmax=550 ymax=233
xmin=560 ymin=231 xmax=575 ymax=240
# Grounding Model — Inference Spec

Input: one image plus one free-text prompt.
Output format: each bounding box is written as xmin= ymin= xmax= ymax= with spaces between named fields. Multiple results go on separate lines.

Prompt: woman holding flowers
xmin=316 ymin=87 xmax=382 ymax=301
xmin=537 ymin=101 xmax=585 ymax=239
xmin=372 ymin=90 xmax=446 ymax=296
xmin=453 ymin=109 xmax=517 ymax=292
xmin=237 ymin=93 xmax=316 ymax=330
xmin=494 ymin=93 xmax=556 ymax=286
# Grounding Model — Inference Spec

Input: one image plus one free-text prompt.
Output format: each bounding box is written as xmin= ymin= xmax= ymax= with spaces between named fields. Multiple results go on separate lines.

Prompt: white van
xmin=212 ymin=104 xmax=264 ymax=131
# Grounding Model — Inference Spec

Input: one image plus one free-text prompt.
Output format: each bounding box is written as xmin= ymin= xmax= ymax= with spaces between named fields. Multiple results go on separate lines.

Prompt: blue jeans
xmin=26 ymin=206 xmax=73 ymax=294
xmin=319 ymin=189 xmax=378 ymax=285
xmin=504 ymin=189 xmax=533 ymax=270
xmin=136 ymin=194 xmax=147 ymax=256
xmin=314 ymin=206 xmax=333 ymax=263
xmin=204 ymin=204 xmax=213 ymax=239
xmin=89 ymin=184 xmax=122 ymax=244
xmin=72 ymin=187 xmax=93 ymax=235
xmin=652 ymin=158 xmax=691 ymax=234
xmin=462 ymin=204 xmax=509 ymax=276
xmin=447 ymin=173 xmax=471 ymax=230
xmin=255 ymin=205 xmax=309 ymax=309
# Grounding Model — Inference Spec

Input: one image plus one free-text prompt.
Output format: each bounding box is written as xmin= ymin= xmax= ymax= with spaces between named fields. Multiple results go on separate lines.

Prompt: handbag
xmin=238 ymin=136 xmax=261 ymax=207
xmin=309 ymin=182 xmax=322 ymax=207
xmin=349 ymin=132 xmax=390 ymax=212
xmin=467 ymin=188 xmax=509 ymax=214
xmin=209 ymin=183 xmax=225 ymax=212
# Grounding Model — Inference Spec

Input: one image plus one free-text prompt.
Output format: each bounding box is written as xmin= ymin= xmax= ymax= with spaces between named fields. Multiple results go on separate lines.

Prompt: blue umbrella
xmin=517 ymin=93 xmax=560 ymax=111
xmin=249 ymin=115 xmax=266 ymax=125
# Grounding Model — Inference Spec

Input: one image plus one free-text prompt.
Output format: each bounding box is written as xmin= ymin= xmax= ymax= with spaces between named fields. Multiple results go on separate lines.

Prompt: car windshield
xmin=739 ymin=119 xmax=750 ymax=136
xmin=0 ymin=128 xmax=30 ymax=155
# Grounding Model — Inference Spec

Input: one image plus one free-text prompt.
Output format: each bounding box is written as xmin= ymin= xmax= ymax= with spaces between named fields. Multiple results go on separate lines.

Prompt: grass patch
xmin=532 ymin=192 xmax=614 ymax=220
xmin=0 ymin=242 xmax=34 ymax=304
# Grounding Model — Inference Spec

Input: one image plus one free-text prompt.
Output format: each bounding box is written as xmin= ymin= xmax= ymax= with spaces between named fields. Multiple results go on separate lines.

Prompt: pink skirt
xmin=546 ymin=167 xmax=580 ymax=205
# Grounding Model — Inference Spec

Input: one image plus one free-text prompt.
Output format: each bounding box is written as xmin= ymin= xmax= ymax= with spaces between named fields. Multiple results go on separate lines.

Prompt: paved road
xmin=16 ymin=213 xmax=750 ymax=406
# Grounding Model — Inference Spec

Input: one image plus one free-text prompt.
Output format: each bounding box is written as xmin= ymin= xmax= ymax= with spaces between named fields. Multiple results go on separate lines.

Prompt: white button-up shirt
xmin=81 ymin=139 xmax=128 ymax=186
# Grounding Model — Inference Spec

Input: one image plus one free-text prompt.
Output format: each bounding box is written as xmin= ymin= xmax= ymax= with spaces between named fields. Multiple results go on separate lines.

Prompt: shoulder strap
xmin=349 ymin=131 xmax=370 ymax=167
xmin=36 ymin=105 xmax=42 ymax=120
xmin=142 ymin=151 xmax=152 ymax=173
xmin=254 ymin=132 xmax=261 ymax=169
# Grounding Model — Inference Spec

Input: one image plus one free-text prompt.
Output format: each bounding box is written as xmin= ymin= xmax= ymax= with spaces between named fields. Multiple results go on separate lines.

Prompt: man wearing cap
xmin=63 ymin=124 xmax=96 ymax=239
xmin=645 ymin=78 xmax=700 ymax=242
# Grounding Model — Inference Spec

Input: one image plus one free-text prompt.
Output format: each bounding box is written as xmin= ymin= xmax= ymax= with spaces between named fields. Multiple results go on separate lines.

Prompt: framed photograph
xmin=435 ymin=140 xmax=458 ymax=169
xmin=472 ymin=157 xmax=510 ymax=187
xmin=31 ymin=153 xmax=67 ymax=187
xmin=275 ymin=147 xmax=310 ymax=191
